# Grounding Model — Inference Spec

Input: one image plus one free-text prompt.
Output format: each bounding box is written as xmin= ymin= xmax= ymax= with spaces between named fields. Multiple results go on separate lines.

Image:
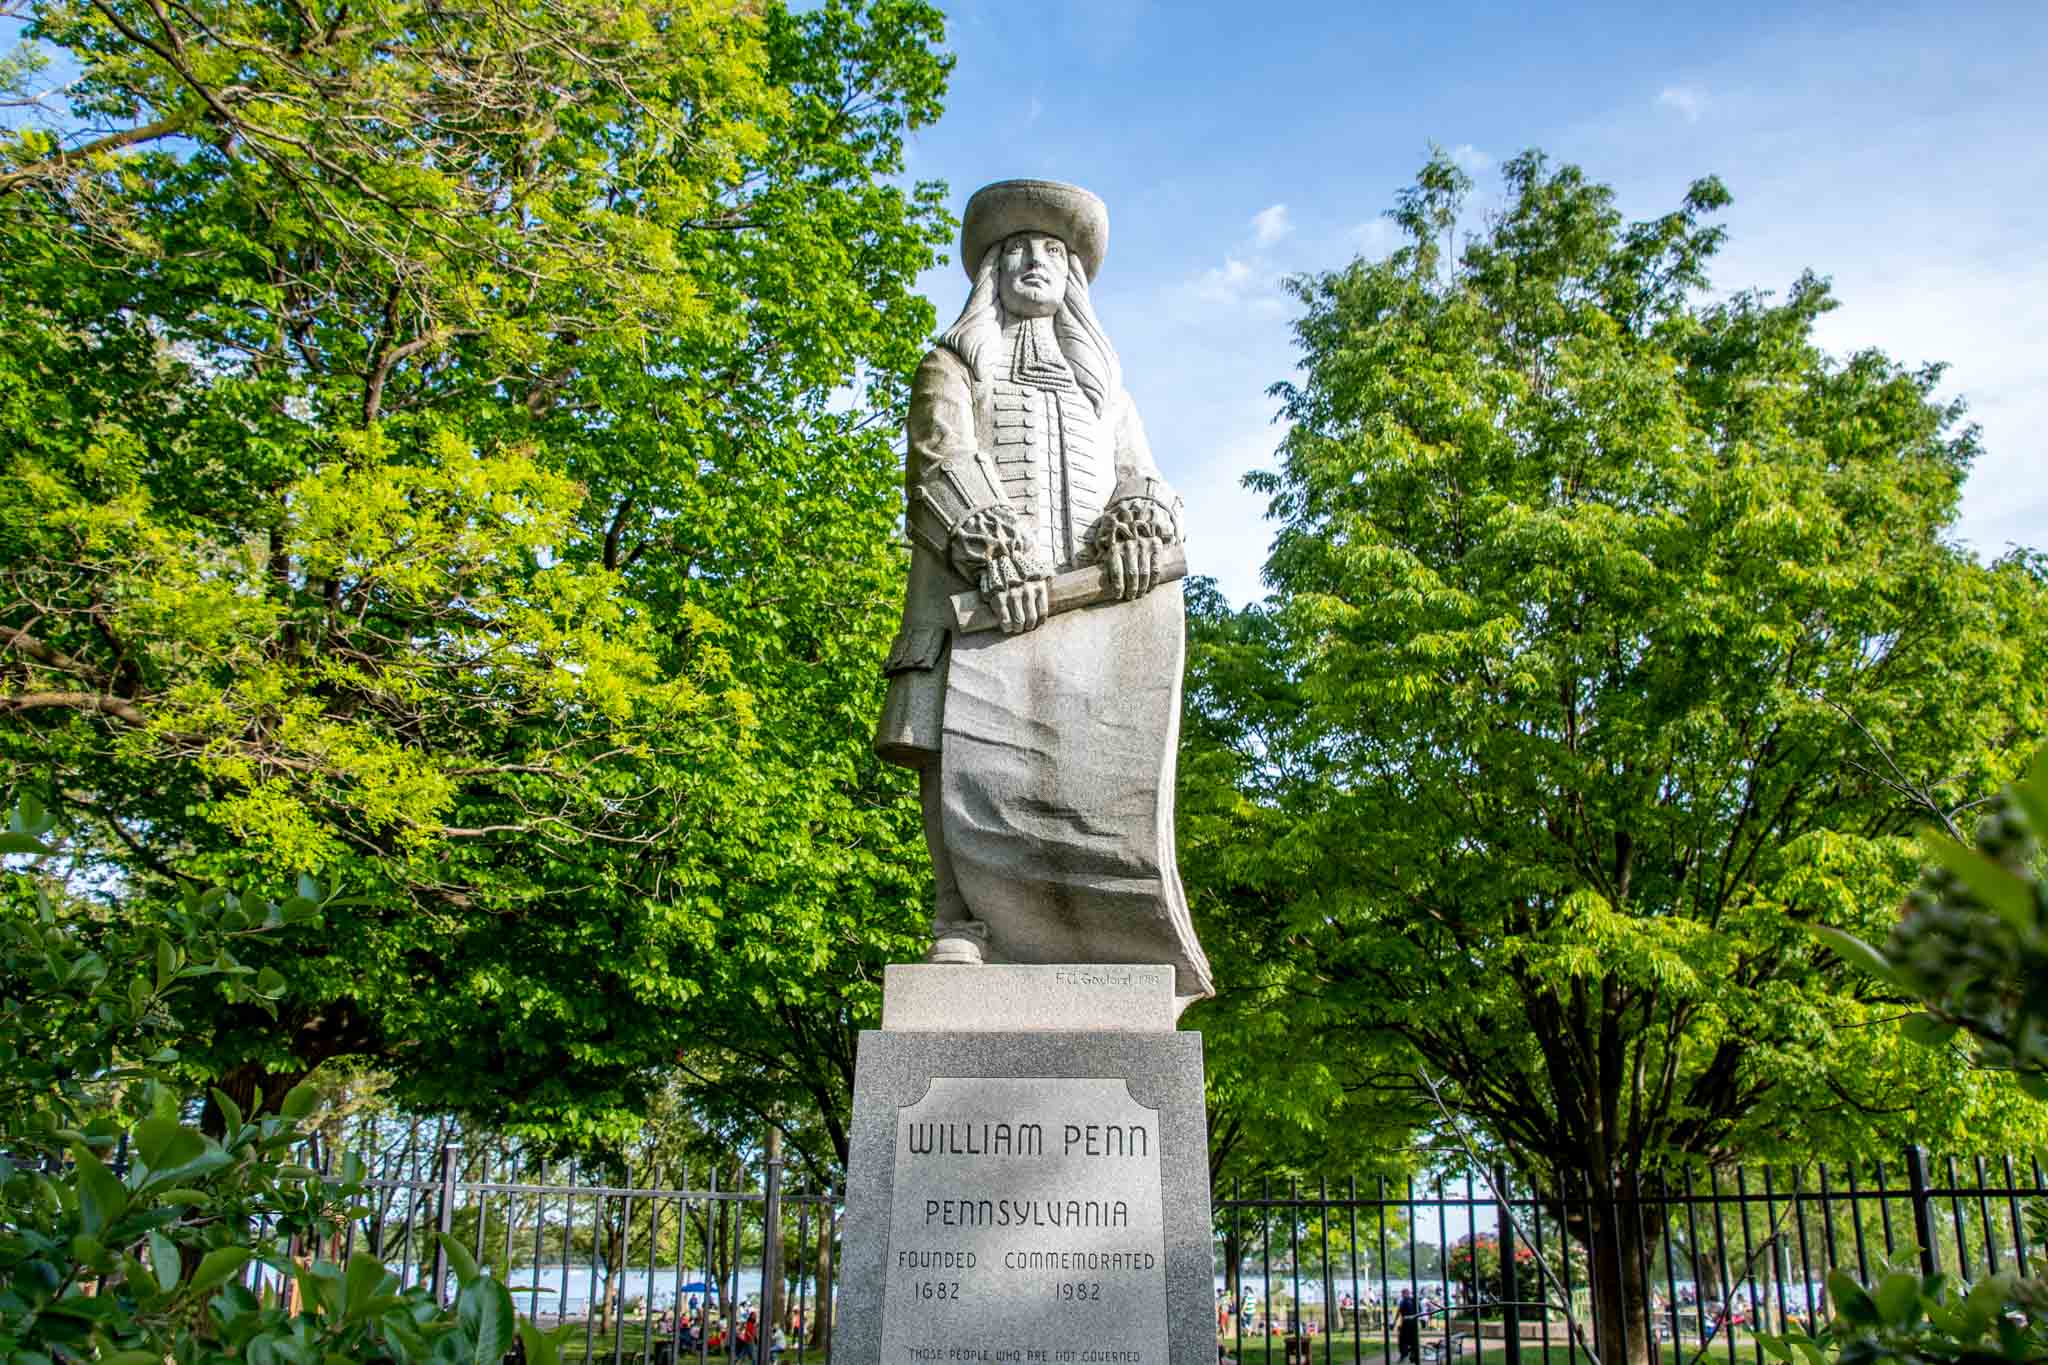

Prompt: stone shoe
xmin=925 ymin=932 xmax=985 ymax=965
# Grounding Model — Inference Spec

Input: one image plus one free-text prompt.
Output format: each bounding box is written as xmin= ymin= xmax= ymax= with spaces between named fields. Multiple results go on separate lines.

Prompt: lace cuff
xmin=948 ymin=504 xmax=1048 ymax=586
xmin=1088 ymin=482 xmax=1184 ymax=558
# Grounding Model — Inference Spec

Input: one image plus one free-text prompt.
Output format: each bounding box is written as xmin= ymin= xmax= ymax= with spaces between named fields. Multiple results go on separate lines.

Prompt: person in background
xmin=1396 ymin=1290 xmax=1421 ymax=1365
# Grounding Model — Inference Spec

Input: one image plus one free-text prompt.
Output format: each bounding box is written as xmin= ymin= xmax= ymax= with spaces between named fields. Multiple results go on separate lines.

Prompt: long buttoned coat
xmin=873 ymin=342 xmax=1168 ymax=767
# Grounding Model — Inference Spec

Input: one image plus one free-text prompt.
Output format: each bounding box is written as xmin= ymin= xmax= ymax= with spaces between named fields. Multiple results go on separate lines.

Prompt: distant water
xmin=248 ymin=1263 xmax=777 ymax=1315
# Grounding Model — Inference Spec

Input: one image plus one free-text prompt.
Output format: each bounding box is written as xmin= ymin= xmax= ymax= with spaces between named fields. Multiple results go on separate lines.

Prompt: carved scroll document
xmin=937 ymin=583 xmax=1211 ymax=998
xmin=946 ymin=543 xmax=1190 ymax=635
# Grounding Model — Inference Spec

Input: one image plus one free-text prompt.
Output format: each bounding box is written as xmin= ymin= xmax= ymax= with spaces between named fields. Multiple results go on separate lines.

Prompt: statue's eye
xmin=1045 ymin=240 xmax=1065 ymax=257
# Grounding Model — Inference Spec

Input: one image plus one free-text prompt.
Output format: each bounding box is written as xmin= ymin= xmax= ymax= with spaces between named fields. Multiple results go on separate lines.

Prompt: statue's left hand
xmin=1090 ymin=493 xmax=1182 ymax=601
xmin=1107 ymin=533 xmax=1167 ymax=601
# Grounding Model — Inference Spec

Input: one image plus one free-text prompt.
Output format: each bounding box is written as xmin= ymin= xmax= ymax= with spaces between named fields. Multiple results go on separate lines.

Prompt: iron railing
xmin=85 ymin=1124 xmax=2047 ymax=1365
xmin=1211 ymin=1149 xmax=2047 ymax=1365
xmin=266 ymin=1128 xmax=840 ymax=1365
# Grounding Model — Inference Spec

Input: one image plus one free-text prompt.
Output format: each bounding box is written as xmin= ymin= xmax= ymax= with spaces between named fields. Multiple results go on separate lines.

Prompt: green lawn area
xmin=552 ymin=1325 xmax=827 ymax=1363
xmin=1220 ymin=1334 xmax=1769 ymax=1365
xmin=1220 ymin=1337 xmax=1761 ymax=1365
xmin=556 ymin=1322 xmax=666 ymax=1362
xmin=1223 ymin=1347 xmax=1574 ymax=1365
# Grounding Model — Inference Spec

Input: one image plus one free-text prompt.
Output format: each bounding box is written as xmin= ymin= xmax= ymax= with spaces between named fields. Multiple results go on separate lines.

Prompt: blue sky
xmin=901 ymin=0 xmax=2048 ymax=604
xmin=7 ymin=0 xmax=2040 ymax=607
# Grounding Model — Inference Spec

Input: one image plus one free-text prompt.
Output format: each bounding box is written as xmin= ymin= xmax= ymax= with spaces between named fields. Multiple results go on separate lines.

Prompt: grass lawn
xmin=1223 ymin=1348 xmax=1575 ymax=1365
xmin=555 ymin=1322 xmax=666 ymax=1361
xmin=553 ymin=1323 xmax=763 ymax=1362
xmin=551 ymin=1325 xmax=831 ymax=1363
xmin=1220 ymin=1337 xmax=1762 ymax=1365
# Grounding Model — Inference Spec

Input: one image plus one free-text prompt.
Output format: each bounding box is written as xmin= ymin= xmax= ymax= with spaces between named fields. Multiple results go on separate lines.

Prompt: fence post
xmin=762 ymin=1127 xmax=785 ymax=1343
xmin=1495 ymin=1164 xmax=1521 ymax=1365
xmin=821 ymin=1189 xmax=839 ymax=1362
xmin=1904 ymin=1146 xmax=1940 ymax=1280
xmin=430 ymin=1142 xmax=461 ymax=1306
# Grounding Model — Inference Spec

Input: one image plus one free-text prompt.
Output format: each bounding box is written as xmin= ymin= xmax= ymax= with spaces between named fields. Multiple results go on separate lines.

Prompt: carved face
xmin=996 ymin=231 xmax=1070 ymax=319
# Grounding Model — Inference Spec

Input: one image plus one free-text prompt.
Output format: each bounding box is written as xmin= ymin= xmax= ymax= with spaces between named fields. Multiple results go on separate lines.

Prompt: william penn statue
xmin=874 ymin=178 xmax=1214 ymax=1002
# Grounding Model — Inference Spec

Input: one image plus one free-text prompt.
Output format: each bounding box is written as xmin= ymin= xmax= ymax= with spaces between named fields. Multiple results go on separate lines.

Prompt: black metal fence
xmin=272 ymin=1129 xmax=841 ymax=1365
xmin=180 ymin=1127 xmax=2044 ymax=1365
xmin=1212 ymin=1150 xmax=2047 ymax=1365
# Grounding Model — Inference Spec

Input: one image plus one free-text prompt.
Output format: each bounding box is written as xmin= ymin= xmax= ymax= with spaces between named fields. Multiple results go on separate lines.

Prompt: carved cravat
xmin=993 ymin=317 xmax=1108 ymax=570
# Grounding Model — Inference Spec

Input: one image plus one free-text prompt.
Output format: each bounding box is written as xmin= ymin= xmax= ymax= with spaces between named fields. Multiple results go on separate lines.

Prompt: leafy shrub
xmin=0 ymin=794 xmax=561 ymax=1361
xmin=1817 ymin=748 xmax=2048 ymax=1096
xmin=1794 ymin=753 xmax=2048 ymax=1364
xmin=1764 ymin=1267 xmax=2048 ymax=1365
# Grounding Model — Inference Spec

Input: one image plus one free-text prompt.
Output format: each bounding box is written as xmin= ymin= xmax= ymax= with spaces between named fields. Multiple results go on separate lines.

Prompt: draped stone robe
xmin=874 ymin=320 xmax=1213 ymax=1001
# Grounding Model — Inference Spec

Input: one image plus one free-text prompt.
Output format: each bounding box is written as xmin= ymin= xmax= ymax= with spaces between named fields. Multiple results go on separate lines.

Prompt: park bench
xmin=1420 ymin=1333 xmax=1473 ymax=1363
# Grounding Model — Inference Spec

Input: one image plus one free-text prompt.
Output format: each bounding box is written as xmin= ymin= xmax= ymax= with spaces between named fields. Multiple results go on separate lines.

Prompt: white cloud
xmin=1250 ymin=202 xmax=1293 ymax=246
xmin=1449 ymin=143 xmax=1493 ymax=172
xmin=1188 ymin=256 xmax=1255 ymax=305
xmin=1024 ymin=94 xmax=1043 ymax=127
xmin=1349 ymin=217 xmax=1401 ymax=257
xmin=1657 ymin=85 xmax=1707 ymax=122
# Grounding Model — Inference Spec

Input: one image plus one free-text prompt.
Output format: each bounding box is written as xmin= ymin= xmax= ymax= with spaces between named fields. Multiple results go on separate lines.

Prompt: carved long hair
xmin=938 ymin=239 xmax=1123 ymax=416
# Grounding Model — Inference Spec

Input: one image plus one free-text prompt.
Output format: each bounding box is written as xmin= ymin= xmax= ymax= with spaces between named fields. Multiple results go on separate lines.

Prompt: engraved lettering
xmin=921 ymin=1198 xmax=1130 ymax=1228
xmin=903 ymin=1120 xmax=1049 ymax=1158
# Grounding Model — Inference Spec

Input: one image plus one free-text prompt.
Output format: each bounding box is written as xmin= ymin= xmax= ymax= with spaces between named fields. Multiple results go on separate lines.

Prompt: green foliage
xmin=1763 ymin=1267 xmax=2048 ymax=1365
xmin=1230 ymin=146 xmax=2048 ymax=1172
xmin=1443 ymin=1228 xmax=1584 ymax=1308
xmin=0 ymin=793 xmax=555 ymax=1360
xmin=0 ymin=793 xmax=326 ymax=1161
xmin=1865 ymin=749 xmax=2047 ymax=1095
xmin=1180 ymin=578 xmax=1426 ymax=1187
xmin=1202 ymin=147 xmax=2048 ymax=1361
xmin=2 ymin=1106 xmax=560 ymax=1363
xmin=1788 ymin=759 xmax=2048 ymax=1365
xmin=1446 ymin=1234 xmax=1507 ymax=1302
xmin=0 ymin=0 xmax=951 ymax=1144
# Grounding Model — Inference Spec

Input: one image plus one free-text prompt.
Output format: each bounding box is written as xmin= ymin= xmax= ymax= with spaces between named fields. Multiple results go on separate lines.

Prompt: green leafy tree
xmin=1203 ymin=149 xmax=2048 ymax=1365
xmin=1181 ymin=578 xmax=1429 ymax=1315
xmin=0 ymin=0 xmax=949 ymax=1142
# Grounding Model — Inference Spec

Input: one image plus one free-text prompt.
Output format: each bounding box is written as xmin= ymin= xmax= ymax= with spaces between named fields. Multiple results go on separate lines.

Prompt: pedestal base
xmin=839 ymin=968 xmax=1213 ymax=1365
xmin=881 ymin=963 xmax=1179 ymax=1032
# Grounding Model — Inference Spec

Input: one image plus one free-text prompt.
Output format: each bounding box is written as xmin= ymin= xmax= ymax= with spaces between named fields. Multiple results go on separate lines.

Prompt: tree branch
xmin=0 ymin=113 xmax=194 ymax=194
xmin=0 ymin=690 xmax=149 ymax=726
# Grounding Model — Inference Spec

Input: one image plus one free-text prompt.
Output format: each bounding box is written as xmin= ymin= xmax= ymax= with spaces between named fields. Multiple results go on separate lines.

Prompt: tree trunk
xmin=712 ymin=1172 xmax=735 ymax=1334
xmin=1223 ymin=1224 xmax=1242 ymax=1333
xmin=1582 ymin=1171 xmax=1654 ymax=1365
xmin=807 ymin=1209 xmax=838 ymax=1353
xmin=200 ymin=1059 xmax=314 ymax=1136
xmin=598 ymin=1203 xmax=627 ymax=1329
xmin=1694 ymin=1236 xmax=1721 ymax=1303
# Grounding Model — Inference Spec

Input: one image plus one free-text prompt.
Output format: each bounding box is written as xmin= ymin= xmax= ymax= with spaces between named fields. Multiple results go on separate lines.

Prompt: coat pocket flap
xmin=882 ymin=626 xmax=947 ymax=676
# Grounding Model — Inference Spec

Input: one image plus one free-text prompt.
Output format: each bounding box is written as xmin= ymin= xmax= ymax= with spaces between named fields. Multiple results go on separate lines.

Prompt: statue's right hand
xmin=980 ymin=554 xmax=1051 ymax=634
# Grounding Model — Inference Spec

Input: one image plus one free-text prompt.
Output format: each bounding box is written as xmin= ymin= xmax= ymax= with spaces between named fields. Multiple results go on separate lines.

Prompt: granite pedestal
xmin=840 ymin=966 xmax=1212 ymax=1365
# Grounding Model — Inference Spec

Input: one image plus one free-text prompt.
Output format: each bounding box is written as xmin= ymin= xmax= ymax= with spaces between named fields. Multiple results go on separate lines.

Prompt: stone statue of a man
xmin=874 ymin=179 xmax=1213 ymax=1001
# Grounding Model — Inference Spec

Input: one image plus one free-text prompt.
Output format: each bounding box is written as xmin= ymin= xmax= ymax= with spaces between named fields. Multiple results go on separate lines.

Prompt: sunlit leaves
xmin=1206 ymin=148 xmax=2048 ymax=1196
xmin=0 ymin=0 xmax=951 ymax=1145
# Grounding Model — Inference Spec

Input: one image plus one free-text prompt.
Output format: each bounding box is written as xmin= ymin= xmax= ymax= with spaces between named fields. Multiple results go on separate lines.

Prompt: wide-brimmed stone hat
xmin=959 ymin=179 xmax=1108 ymax=282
